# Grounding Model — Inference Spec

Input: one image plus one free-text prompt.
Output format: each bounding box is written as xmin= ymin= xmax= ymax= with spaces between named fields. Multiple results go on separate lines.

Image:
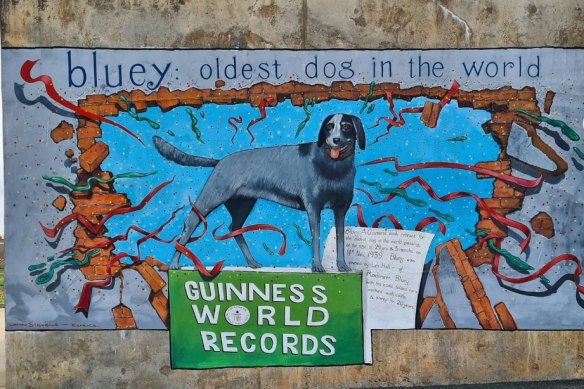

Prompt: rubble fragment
xmin=544 ymin=91 xmax=556 ymax=114
xmin=50 ymin=121 xmax=74 ymax=143
xmin=530 ymin=211 xmax=555 ymax=238
xmin=52 ymin=195 xmax=67 ymax=211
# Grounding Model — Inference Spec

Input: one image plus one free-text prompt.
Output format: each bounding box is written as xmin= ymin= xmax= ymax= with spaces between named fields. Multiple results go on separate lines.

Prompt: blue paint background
xmin=102 ymin=97 xmax=497 ymax=268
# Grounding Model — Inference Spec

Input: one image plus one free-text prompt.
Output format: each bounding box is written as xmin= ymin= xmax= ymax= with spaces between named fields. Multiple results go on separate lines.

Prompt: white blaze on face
xmin=327 ymin=114 xmax=344 ymax=159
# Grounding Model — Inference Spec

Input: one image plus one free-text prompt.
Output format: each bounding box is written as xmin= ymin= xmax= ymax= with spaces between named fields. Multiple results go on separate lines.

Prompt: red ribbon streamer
xmin=212 ymin=222 xmax=286 ymax=255
xmin=351 ymin=204 xmax=368 ymax=227
xmin=41 ymin=179 xmax=173 ymax=238
xmin=376 ymin=175 xmax=532 ymax=252
xmin=174 ymin=242 xmax=224 ymax=278
xmin=355 ymin=187 xmax=377 ymax=205
xmin=372 ymin=214 xmax=403 ymax=229
xmin=439 ymin=80 xmax=460 ymax=107
xmin=415 ymin=216 xmax=446 ymax=235
xmin=359 ymin=157 xmax=543 ymax=189
xmin=62 ymin=224 xmax=177 ymax=253
xmin=20 ymin=59 xmax=144 ymax=146
xmin=187 ymin=198 xmax=209 ymax=243
xmin=74 ymin=206 xmax=181 ymax=314
xmin=491 ymin=238 xmax=584 ymax=294
xmin=370 ymin=92 xmax=424 ymax=144
xmin=75 ymin=278 xmax=113 ymax=314
xmin=351 ymin=204 xmax=403 ymax=230
xmin=228 ymin=115 xmax=243 ymax=144
xmin=246 ymin=97 xmax=275 ymax=143
xmin=369 ymin=80 xmax=460 ymax=144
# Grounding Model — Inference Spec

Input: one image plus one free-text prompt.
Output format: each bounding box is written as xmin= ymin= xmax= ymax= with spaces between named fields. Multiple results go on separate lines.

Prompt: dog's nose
xmin=332 ymin=137 xmax=341 ymax=145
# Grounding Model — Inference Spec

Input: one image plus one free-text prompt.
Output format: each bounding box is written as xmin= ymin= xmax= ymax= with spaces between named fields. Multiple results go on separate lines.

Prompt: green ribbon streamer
xmin=186 ymin=108 xmax=204 ymax=143
xmin=43 ymin=171 xmax=156 ymax=192
xmin=515 ymin=109 xmax=580 ymax=142
xmin=469 ymin=229 xmax=549 ymax=285
xmin=28 ymin=263 xmax=46 ymax=271
xmin=429 ymin=208 xmax=455 ymax=222
xmin=359 ymin=81 xmax=375 ymax=114
xmin=382 ymin=168 xmax=398 ymax=176
xmin=34 ymin=249 xmax=99 ymax=285
xmin=359 ymin=179 xmax=427 ymax=207
xmin=293 ymin=223 xmax=311 ymax=247
xmin=574 ymin=147 xmax=584 ymax=161
xmin=296 ymin=97 xmax=316 ymax=138
xmin=262 ymin=243 xmax=275 ymax=256
xmin=367 ymin=104 xmax=375 ymax=114
xmin=119 ymin=95 xmax=160 ymax=129
xmin=447 ymin=136 xmax=468 ymax=142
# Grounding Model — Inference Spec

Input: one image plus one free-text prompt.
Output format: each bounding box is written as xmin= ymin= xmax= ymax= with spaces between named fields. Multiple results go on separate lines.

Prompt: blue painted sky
xmin=102 ymin=97 xmax=498 ymax=268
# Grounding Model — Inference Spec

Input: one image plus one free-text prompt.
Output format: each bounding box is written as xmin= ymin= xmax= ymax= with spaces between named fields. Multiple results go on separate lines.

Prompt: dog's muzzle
xmin=324 ymin=143 xmax=355 ymax=160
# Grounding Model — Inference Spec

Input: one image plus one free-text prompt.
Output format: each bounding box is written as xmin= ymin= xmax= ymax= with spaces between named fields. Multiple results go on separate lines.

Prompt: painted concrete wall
xmin=2 ymin=1 xmax=584 ymax=388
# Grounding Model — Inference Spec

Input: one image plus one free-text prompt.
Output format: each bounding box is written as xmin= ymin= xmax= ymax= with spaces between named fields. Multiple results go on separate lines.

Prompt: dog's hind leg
xmin=169 ymin=209 xmax=201 ymax=269
xmin=224 ymin=198 xmax=262 ymax=269
xmin=169 ymin=183 xmax=232 ymax=269
xmin=334 ymin=205 xmax=351 ymax=272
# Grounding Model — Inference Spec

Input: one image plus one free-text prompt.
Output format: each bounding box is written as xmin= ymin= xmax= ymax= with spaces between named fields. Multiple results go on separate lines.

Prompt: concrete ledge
xmin=7 ymin=329 xmax=584 ymax=388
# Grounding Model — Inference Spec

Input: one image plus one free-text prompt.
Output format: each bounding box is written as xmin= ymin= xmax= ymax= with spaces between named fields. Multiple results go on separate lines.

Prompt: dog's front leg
xmin=306 ymin=208 xmax=324 ymax=272
xmin=334 ymin=206 xmax=351 ymax=272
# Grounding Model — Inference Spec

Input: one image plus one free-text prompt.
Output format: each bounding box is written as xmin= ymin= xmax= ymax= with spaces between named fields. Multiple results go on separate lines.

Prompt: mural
xmin=2 ymin=49 xmax=584 ymax=351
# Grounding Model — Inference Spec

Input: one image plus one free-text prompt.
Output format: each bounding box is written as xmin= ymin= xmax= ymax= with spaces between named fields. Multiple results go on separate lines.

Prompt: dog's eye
xmin=326 ymin=123 xmax=334 ymax=131
xmin=341 ymin=123 xmax=352 ymax=132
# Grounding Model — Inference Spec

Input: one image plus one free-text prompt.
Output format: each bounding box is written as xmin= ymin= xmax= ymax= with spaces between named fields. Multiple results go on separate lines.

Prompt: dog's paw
xmin=311 ymin=263 xmax=326 ymax=273
xmin=247 ymin=259 xmax=263 ymax=269
xmin=337 ymin=262 xmax=351 ymax=272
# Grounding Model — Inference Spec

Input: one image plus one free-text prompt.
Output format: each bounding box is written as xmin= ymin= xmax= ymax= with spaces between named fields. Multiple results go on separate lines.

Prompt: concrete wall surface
xmin=2 ymin=0 xmax=584 ymax=49
xmin=2 ymin=0 xmax=584 ymax=388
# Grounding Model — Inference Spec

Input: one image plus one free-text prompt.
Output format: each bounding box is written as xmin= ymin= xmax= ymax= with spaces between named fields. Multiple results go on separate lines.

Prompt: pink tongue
xmin=330 ymin=147 xmax=340 ymax=159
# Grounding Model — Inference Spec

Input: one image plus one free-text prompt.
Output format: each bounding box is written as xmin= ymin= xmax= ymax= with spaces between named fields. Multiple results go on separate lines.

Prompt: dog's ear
xmin=352 ymin=115 xmax=366 ymax=150
xmin=318 ymin=114 xmax=334 ymax=147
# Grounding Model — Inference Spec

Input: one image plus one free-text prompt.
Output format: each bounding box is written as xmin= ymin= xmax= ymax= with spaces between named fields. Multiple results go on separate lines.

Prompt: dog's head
xmin=317 ymin=114 xmax=365 ymax=160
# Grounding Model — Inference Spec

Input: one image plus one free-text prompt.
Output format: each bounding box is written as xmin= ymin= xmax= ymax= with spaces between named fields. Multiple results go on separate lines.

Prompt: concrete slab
xmin=1 ymin=309 xmax=4 ymax=388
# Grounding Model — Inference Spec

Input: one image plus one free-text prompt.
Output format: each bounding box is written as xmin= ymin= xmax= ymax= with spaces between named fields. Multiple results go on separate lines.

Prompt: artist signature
xmin=8 ymin=322 xmax=98 ymax=329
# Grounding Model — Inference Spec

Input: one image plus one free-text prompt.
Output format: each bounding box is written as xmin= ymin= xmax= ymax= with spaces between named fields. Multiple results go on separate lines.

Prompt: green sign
xmin=169 ymin=270 xmax=364 ymax=369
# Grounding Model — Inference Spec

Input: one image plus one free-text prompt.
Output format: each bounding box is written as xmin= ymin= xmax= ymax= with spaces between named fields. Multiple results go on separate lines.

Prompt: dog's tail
xmin=153 ymin=136 xmax=219 ymax=167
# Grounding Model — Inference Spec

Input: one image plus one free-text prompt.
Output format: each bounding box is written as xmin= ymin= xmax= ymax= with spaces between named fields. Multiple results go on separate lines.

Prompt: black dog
xmin=153 ymin=113 xmax=365 ymax=272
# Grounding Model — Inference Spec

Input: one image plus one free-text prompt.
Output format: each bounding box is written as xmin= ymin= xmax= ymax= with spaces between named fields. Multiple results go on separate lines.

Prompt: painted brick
xmin=494 ymin=302 xmax=518 ymax=330
xmin=85 ymin=94 xmax=108 ymax=104
xmin=500 ymin=198 xmax=523 ymax=209
xmin=77 ymin=125 xmax=102 ymax=140
xmin=97 ymin=104 xmax=119 ymax=116
xmin=420 ymin=101 xmax=441 ymax=128
xmin=133 ymin=263 xmax=167 ymax=294
xmin=508 ymin=100 xmax=539 ymax=113
xmin=79 ymin=142 xmax=109 ymax=173
xmin=71 ymin=193 xmax=130 ymax=216
xmin=516 ymin=87 xmax=538 ymax=101
xmin=149 ymin=291 xmax=169 ymax=328
xmin=77 ymin=138 xmax=96 ymax=151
